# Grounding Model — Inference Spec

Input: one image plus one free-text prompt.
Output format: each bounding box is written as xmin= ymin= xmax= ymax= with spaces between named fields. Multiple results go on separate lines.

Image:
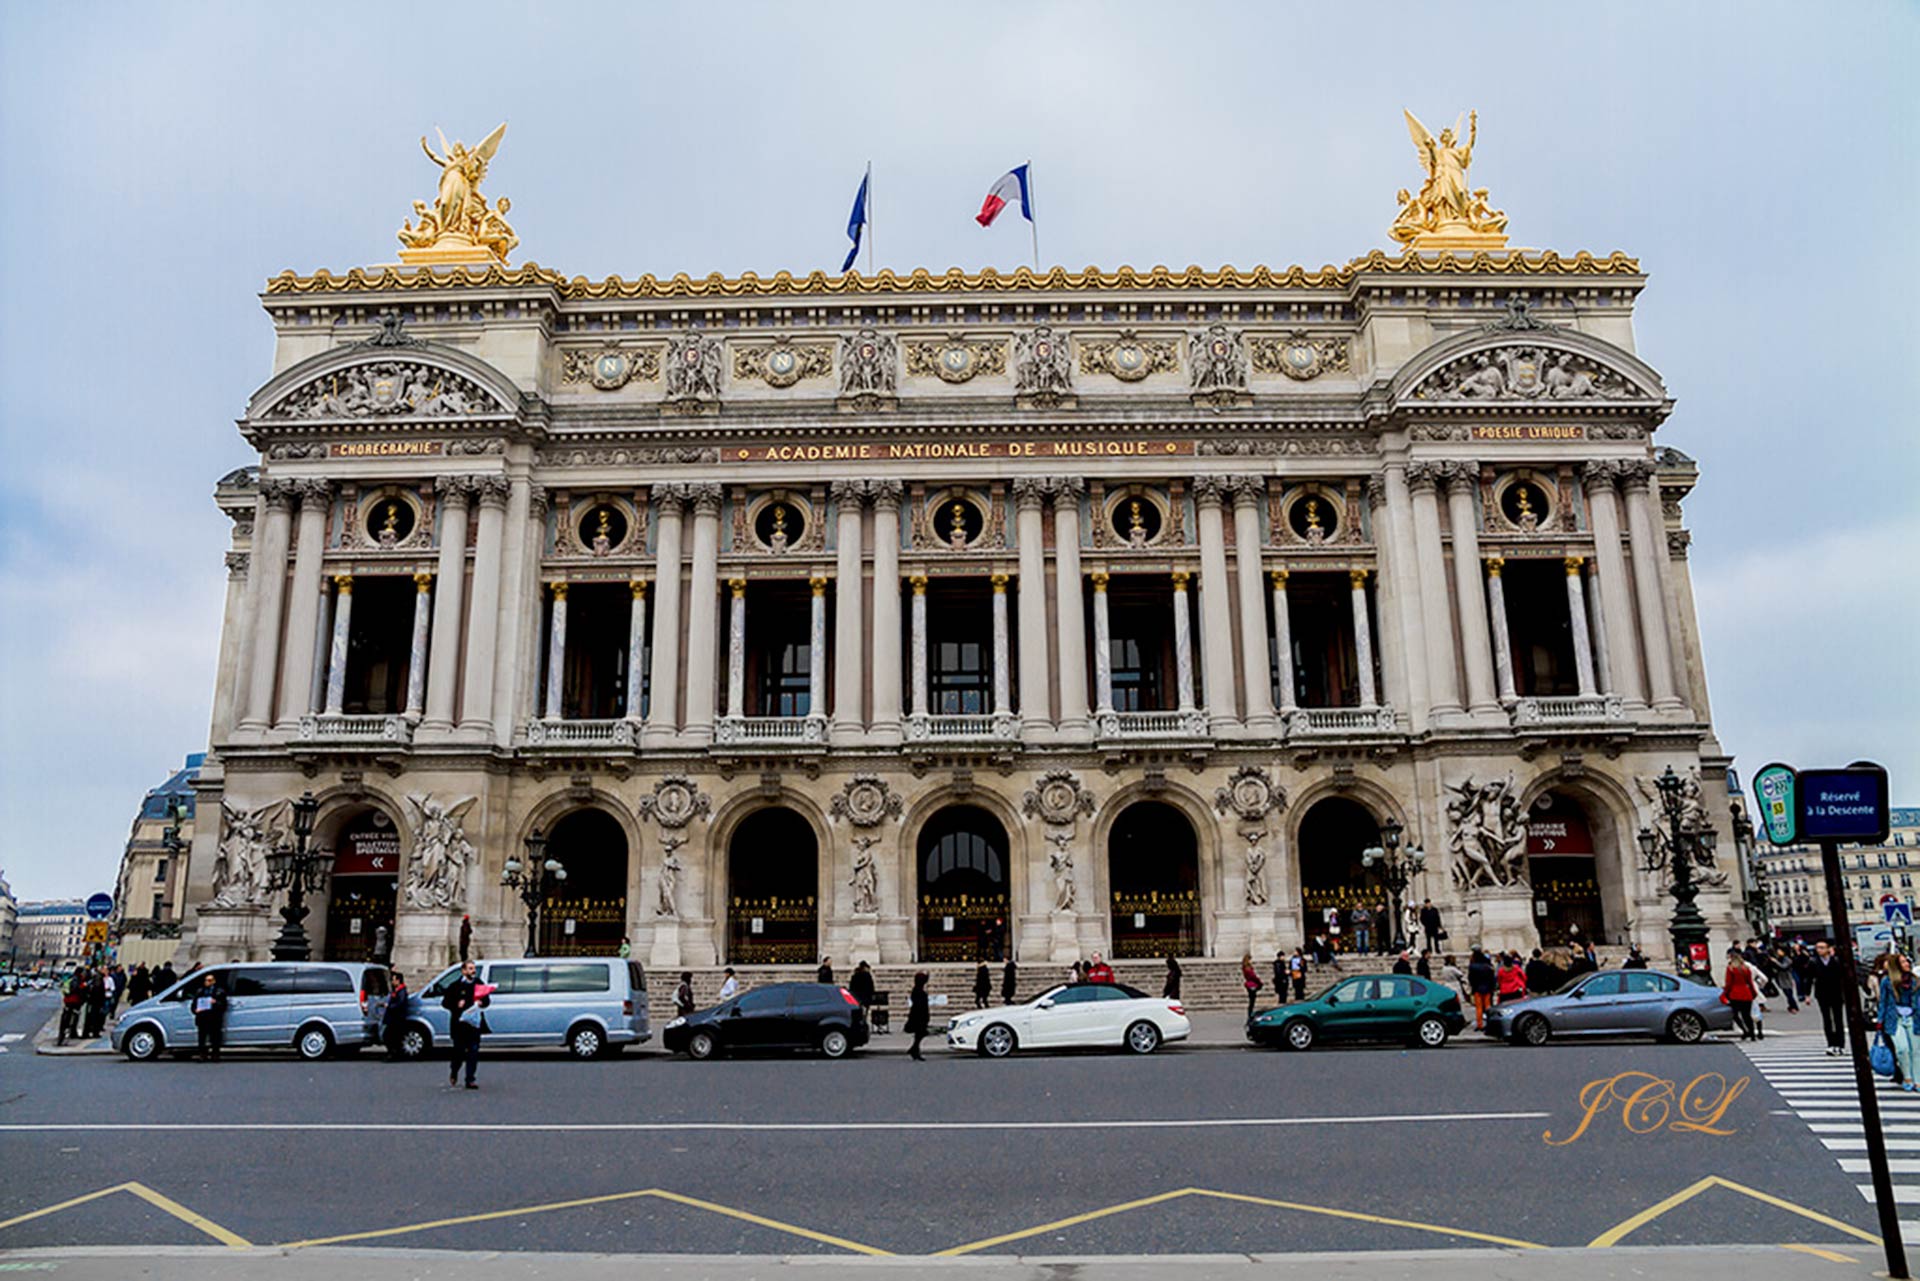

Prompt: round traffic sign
xmin=85 ymin=892 xmax=114 ymax=920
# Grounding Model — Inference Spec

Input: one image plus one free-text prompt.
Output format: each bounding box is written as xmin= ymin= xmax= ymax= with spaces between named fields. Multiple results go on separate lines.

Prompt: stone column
xmin=624 ymin=580 xmax=648 ymax=719
xmin=726 ymin=577 xmax=747 ymax=717
xmin=990 ymin=572 xmax=1012 ymax=719
xmin=682 ymin=484 xmax=723 ymax=741
xmin=1564 ymin=556 xmax=1598 ymax=697
xmin=1621 ymin=462 xmax=1682 ymax=710
xmin=1193 ymin=477 xmax=1238 ymax=733
xmin=457 ymin=476 xmax=510 ymax=737
xmin=1050 ymin=479 xmax=1090 ymax=736
xmin=647 ymin=487 xmax=687 ymax=737
xmin=909 ymin=574 xmax=929 ymax=717
xmin=1406 ymin=464 xmax=1462 ymax=716
xmin=420 ymin=479 xmax=471 ymax=734
xmin=323 ymin=574 xmax=353 ymax=714
xmin=1381 ymin=465 xmax=1432 ymax=725
xmin=830 ymin=480 xmax=866 ymax=740
xmin=275 ymin=479 xmax=332 ymax=727
xmin=241 ymin=481 xmax=296 ymax=731
xmin=1172 ymin=570 xmax=1198 ymax=712
xmin=210 ymin=541 xmax=257 ymax=742
xmin=808 ymin=575 xmax=829 ymax=720
xmin=1484 ymin=557 xmax=1517 ymax=704
xmin=542 ymin=582 xmax=568 ymax=718
xmin=1090 ymin=571 xmax=1114 ymax=715
xmin=1583 ymin=561 xmax=1614 ymax=696
xmin=1365 ymin=475 xmax=1413 ymax=718
xmin=1443 ymin=464 xmax=1499 ymax=715
xmin=307 ymin=584 xmax=334 ymax=721
xmin=491 ymin=476 xmax=538 ymax=747
xmin=1012 ymin=479 xmax=1052 ymax=734
xmin=1230 ymin=478 xmax=1276 ymax=733
xmin=869 ymin=481 xmax=904 ymax=739
xmin=1348 ymin=569 xmax=1378 ymax=707
xmin=404 ymin=572 xmax=432 ymax=718
xmin=1269 ymin=570 xmax=1296 ymax=712
xmin=1581 ymin=462 xmax=1643 ymax=705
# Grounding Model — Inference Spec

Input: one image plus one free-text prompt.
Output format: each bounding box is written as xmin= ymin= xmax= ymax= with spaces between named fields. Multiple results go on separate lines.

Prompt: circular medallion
xmin=591 ymin=352 xmax=631 ymax=390
xmin=1111 ymin=342 xmax=1149 ymax=381
xmin=934 ymin=343 xmax=978 ymax=384
xmin=765 ymin=348 xmax=801 ymax=388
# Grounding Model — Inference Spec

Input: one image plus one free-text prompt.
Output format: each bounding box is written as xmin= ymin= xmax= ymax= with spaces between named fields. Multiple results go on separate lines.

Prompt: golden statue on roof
xmin=396 ymin=123 xmax=519 ymax=265
xmin=1391 ymin=109 xmax=1509 ymax=252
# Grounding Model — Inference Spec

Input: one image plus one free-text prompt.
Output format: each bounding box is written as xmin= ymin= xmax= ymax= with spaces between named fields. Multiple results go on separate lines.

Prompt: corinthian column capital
xmin=1616 ymin=459 xmax=1657 ymax=489
xmin=1404 ymin=461 xmax=1444 ymax=493
xmin=1226 ymin=474 xmax=1266 ymax=504
xmin=686 ymin=482 xmax=724 ymax=516
xmin=828 ymin=479 xmax=869 ymax=505
xmin=1191 ymin=474 xmax=1229 ymax=508
xmin=259 ymin=478 xmax=301 ymax=508
xmin=1011 ymin=477 xmax=1048 ymax=509
xmin=1045 ymin=476 xmax=1086 ymax=502
xmin=869 ymin=478 xmax=904 ymax=511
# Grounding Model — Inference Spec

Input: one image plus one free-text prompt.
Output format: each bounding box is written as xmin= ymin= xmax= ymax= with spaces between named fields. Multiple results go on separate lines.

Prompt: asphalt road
xmin=0 ymin=991 xmax=1882 ymax=1261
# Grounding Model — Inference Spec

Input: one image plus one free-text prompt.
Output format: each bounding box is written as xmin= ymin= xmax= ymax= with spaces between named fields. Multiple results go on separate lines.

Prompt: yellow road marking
xmin=645 ymin=1189 xmax=892 ymax=1257
xmin=0 ymin=1182 xmax=130 ymax=1233
xmin=935 ymin=1188 xmax=1196 ymax=1256
xmin=1781 ymin=1242 xmax=1859 ymax=1263
xmin=1709 ymin=1177 xmax=1881 ymax=1247
xmin=120 ymin=1182 xmax=252 ymax=1249
xmin=1193 ymin=1188 xmax=1546 ymax=1250
xmin=1587 ymin=1175 xmax=1881 ymax=1248
xmin=1587 ymin=1176 xmax=1718 ymax=1248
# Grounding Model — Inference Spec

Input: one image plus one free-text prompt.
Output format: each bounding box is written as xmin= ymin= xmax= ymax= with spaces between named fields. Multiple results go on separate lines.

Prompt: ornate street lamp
xmin=1361 ymin=817 xmax=1426 ymax=952
xmin=502 ymin=828 xmax=567 ymax=957
xmin=266 ymin=790 xmax=335 ymax=962
xmin=1638 ymin=764 xmax=1713 ymax=972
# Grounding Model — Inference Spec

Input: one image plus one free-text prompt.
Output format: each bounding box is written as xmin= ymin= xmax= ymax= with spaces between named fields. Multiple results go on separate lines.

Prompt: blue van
xmin=394 ymin=957 xmax=650 ymax=1060
xmin=113 ymin=961 xmax=389 ymax=1061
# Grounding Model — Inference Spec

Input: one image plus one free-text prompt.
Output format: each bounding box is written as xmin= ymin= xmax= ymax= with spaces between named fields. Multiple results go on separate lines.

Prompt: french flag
xmin=975 ymin=165 xmax=1033 ymax=227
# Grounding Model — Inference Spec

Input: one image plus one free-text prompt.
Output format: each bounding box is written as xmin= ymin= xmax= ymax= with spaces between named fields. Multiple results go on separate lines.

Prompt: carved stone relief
xmin=637 ymin=775 xmax=713 ymax=829
xmin=830 ymin=774 xmax=903 ymax=827
xmin=267 ymin=361 xmax=507 ymax=420
xmin=733 ymin=339 xmax=833 ymax=389
xmin=1078 ymin=330 xmax=1177 ymax=382
xmin=905 ymin=336 xmax=1007 ymax=384
xmin=1250 ymin=332 xmax=1351 ymax=381
xmin=560 ymin=345 xmax=661 ymax=390
xmin=1414 ymin=345 xmax=1641 ymax=401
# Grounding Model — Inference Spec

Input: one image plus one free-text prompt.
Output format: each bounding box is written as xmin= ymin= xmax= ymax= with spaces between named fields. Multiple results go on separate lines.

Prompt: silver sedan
xmin=1484 ymin=968 xmax=1735 ymax=1046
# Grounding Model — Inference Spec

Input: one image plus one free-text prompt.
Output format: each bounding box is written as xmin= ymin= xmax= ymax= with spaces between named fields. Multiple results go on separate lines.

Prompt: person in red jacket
xmin=1723 ymin=952 xmax=1759 ymax=1041
xmin=1085 ymin=952 xmax=1115 ymax=984
xmin=1496 ymin=953 xmax=1528 ymax=1004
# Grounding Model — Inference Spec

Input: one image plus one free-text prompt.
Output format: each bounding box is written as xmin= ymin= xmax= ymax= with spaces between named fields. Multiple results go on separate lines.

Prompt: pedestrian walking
xmin=82 ymin=970 xmax=107 ymax=1039
xmin=458 ymin=914 xmax=472 ymax=962
xmin=1289 ymin=949 xmax=1307 ymax=1001
xmin=105 ymin=967 xmax=123 ymax=1014
xmin=1420 ymin=899 xmax=1444 ymax=954
xmin=1324 ymin=906 xmax=1341 ymax=953
xmin=154 ymin=961 xmax=178 ymax=992
xmin=1377 ymin=900 xmax=1394 ymax=953
xmin=191 ymin=972 xmax=226 ymax=1061
xmin=1415 ymin=950 xmax=1432 ymax=980
xmin=1722 ymin=951 xmax=1758 ymax=1041
xmin=1441 ymin=954 xmax=1467 ymax=999
xmin=127 ymin=964 xmax=152 ymax=1007
xmin=1880 ymin=954 xmax=1920 ymax=1090
xmin=617 ymin=936 xmax=632 ymax=959
xmin=1392 ymin=951 xmax=1413 ymax=976
xmin=718 ymin=968 xmax=740 ymax=1001
xmin=1468 ymin=949 xmax=1497 ymax=1028
xmin=849 ymin=961 xmax=876 ymax=1009
xmin=440 ymin=959 xmax=491 ymax=1089
xmin=1240 ymin=952 xmax=1263 ymax=1021
xmin=972 ymin=962 xmax=991 ymax=1009
xmin=674 ymin=971 xmax=697 ymax=1018
xmin=1350 ymin=904 xmax=1372 ymax=956
xmin=1524 ymin=949 xmax=1557 ymax=996
xmin=1162 ymin=956 xmax=1182 ymax=1001
xmin=1569 ymin=941 xmax=1599 ymax=977
xmin=57 ymin=970 xmax=84 ymax=1045
xmin=382 ymin=970 xmax=410 ymax=1059
xmin=1272 ymin=951 xmax=1286 ymax=996
xmin=816 ymin=956 xmax=835 ymax=985
xmin=1001 ymin=958 xmax=1018 ymax=1005
xmin=1087 ymin=952 xmax=1115 ymax=984
xmin=904 ymin=971 xmax=931 ymax=1061
xmin=1497 ymin=953 xmax=1527 ymax=1005
xmin=1811 ymin=939 xmax=1847 ymax=1055
xmin=1750 ymin=983 xmax=1767 ymax=1040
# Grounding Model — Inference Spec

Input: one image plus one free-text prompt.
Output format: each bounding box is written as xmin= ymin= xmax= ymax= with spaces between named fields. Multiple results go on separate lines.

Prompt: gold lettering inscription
xmin=728 ymin=439 xmax=1194 ymax=463
xmin=1469 ymin=425 xmax=1585 ymax=441
xmin=327 ymin=440 xmax=448 ymax=458
xmin=1543 ymin=1071 xmax=1751 ymax=1146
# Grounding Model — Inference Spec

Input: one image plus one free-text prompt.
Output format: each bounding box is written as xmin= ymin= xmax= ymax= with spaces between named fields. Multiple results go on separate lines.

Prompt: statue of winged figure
xmin=1392 ymin=109 xmax=1508 ymax=246
xmin=210 ymin=799 xmax=289 ymax=908
xmin=405 ymin=794 xmax=478 ymax=910
xmin=398 ymin=124 xmax=517 ymax=262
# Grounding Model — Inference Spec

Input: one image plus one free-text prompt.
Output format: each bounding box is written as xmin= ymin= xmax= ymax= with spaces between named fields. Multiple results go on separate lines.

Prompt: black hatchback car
xmin=663 ymin=982 xmax=870 ymax=1059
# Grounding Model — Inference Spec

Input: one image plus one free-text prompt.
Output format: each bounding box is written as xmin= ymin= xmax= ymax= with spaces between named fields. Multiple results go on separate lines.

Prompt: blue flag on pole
xmin=841 ymin=172 xmax=869 ymax=273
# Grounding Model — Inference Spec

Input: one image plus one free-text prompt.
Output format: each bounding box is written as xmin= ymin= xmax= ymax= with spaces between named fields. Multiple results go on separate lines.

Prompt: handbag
xmin=1872 ymin=1038 xmax=1896 ymax=1078
xmin=459 ymin=1004 xmax=483 ymax=1029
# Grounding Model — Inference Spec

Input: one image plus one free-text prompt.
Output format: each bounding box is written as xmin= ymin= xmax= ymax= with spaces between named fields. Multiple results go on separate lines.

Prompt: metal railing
xmin=295 ymin=714 xmax=414 ymax=744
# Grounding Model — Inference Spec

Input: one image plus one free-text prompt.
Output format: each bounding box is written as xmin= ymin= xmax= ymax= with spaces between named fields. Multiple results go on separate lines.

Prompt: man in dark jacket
xmin=972 ymin=963 xmax=991 ymax=1009
xmin=1622 ymin=945 xmax=1648 ymax=969
xmin=126 ymin=964 xmax=153 ymax=1007
xmin=1391 ymin=951 xmax=1413 ymax=975
xmin=381 ymin=971 xmax=411 ymax=1060
xmin=1811 ymin=940 xmax=1849 ymax=1055
xmin=153 ymin=961 xmax=178 ymax=992
xmin=190 ymin=972 xmax=227 ymax=1061
xmin=1466 ymin=950 xmax=1497 ymax=1030
xmin=816 ymin=956 xmax=835 ymax=985
xmin=1000 ymin=959 xmax=1018 ymax=1005
xmin=1524 ymin=949 xmax=1559 ymax=995
xmin=440 ymin=960 xmax=490 ymax=1088
xmin=1419 ymin=900 xmax=1443 ymax=954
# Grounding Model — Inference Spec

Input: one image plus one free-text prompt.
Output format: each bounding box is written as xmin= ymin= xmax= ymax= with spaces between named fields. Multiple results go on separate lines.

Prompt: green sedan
xmin=1248 ymin=973 xmax=1468 ymax=1051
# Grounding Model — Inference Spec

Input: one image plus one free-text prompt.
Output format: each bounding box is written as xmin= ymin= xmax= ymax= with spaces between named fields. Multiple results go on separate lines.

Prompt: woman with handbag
xmin=1879 ymin=954 xmax=1920 ymax=1092
xmin=904 ymin=971 xmax=931 ymax=1062
xmin=440 ymin=960 xmax=491 ymax=1090
xmin=1722 ymin=952 xmax=1758 ymax=1041
xmin=1240 ymin=953 xmax=1263 ymax=1021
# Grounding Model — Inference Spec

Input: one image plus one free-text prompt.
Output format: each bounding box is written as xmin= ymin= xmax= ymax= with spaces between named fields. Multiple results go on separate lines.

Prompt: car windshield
xmin=1303 ymin=980 xmax=1344 ymax=1003
xmin=1553 ymin=975 xmax=1591 ymax=995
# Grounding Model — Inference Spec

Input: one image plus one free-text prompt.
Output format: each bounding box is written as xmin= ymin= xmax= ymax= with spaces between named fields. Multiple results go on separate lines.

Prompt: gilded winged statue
xmin=1391 ymin=109 xmax=1508 ymax=247
xmin=397 ymin=123 xmax=518 ymax=263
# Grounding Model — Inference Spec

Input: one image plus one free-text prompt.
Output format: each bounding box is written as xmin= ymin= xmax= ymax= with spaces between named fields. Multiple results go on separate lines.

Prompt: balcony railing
xmin=1095 ymin=708 xmax=1210 ymax=740
xmin=1284 ymin=706 xmax=1399 ymax=736
xmin=715 ymin=715 xmax=826 ymax=746
xmin=1511 ymin=695 xmax=1626 ymax=726
xmin=523 ymin=718 xmax=638 ymax=748
xmin=295 ymin=714 xmax=413 ymax=745
xmin=907 ymin=713 xmax=1020 ymax=744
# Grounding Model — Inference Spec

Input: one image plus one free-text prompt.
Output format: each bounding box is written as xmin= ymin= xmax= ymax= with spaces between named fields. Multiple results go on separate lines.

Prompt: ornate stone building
xmin=110 ymin=753 xmax=202 ymax=967
xmin=179 ymin=241 xmax=1745 ymax=973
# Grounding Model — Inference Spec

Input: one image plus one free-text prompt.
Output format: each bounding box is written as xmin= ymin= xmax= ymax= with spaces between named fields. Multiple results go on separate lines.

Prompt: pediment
xmin=1394 ymin=327 xmax=1666 ymax=408
xmin=248 ymin=342 xmax=518 ymax=424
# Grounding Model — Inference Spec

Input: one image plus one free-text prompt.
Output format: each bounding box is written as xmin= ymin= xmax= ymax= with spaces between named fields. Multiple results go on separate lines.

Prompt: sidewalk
xmin=31 ymin=1008 xmax=112 ymax=1057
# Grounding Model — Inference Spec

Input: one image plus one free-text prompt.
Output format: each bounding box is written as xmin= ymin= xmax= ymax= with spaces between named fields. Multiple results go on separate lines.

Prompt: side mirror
xmin=1325 ymin=995 xmax=1339 ymax=1006
xmin=1037 ymin=997 xmax=1055 ymax=1010
xmin=726 ymin=1004 xmax=742 ymax=1017
xmin=1569 ymin=988 xmax=1585 ymax=998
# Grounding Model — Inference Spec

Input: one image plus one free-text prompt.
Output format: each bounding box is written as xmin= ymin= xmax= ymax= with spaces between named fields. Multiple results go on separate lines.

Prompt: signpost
xmin=1756 ymin=760 xmax=1904 ymax=1279
xmin=85 ymin=893 xmax=113 ymax=921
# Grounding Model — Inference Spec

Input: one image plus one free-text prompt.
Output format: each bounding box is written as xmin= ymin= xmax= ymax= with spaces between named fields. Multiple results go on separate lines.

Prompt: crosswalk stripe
xmin=1839 ymin=1158 xmax=1920 ymax=1174
xmin=0 ymin=1033 xmax=23 ymax=1044
xmin=1823 ymin=1138 xmax=1920 ymax=1151
xmin=1859 ymin=1185 xmax=1920 ymax=1204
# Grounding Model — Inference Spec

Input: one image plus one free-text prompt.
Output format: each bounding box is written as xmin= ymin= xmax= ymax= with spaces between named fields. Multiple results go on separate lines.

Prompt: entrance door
xmin=324 ymin=811 xmax=402 ymax=962
xmin=1297 ymin=798 xmax=1384 ymax=953
xmin=917 ymin=806 xmax=1011 ymax=962
xmin=727 ymin=809 xmax=818 ymax=965
xmin=539 ymin=809 xmax=629 ymax=956
xmin=1107 ymin=802 xmax=1201 ymax=959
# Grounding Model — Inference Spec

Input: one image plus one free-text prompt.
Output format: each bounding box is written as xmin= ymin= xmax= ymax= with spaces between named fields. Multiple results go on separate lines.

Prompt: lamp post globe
xmin=269 ymin=790 xmax=330 ymax=962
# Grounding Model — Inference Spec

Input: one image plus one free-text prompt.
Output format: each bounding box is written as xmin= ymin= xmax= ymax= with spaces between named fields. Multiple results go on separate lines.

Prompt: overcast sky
xmin=1 ymin=1 xmax=1914 ymax=901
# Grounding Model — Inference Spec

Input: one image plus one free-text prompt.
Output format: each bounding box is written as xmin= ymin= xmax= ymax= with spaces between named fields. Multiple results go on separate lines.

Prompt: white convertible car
xmin=945 ymin=982 xmax=1191 ymax=1056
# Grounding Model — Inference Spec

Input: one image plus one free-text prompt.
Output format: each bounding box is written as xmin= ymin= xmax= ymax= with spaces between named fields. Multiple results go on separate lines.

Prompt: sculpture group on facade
xmin=849 ymin=837 xmax=881 ymax=916
xmin=1419 ymin=345 xmax=1637 ymax=402
xmin=1446 ymin=775 xmax=1527 ymax=890
xmin=209 ymin=800 xmax=288 ymax=909
xmin=402 ymin=794 xmax=476 ymax=911
xmin=270 ymin=360 xmax=500 ymax=420
xmin=1391 ymin=109 xmax=1508 ymax=248
xmin=397 ymin=124 xmax=518 ymax=263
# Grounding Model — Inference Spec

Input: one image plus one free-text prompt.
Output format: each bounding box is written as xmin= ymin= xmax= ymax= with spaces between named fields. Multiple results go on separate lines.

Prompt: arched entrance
xmin=727 ymin=808 xmax=818 ymax=964
xmin=917 ymin=805 xmax=1011 ymax=962
xmin=1525 ymin=792 xmax=1606 ymax=947
xmin=322 ymin=808 xmax=401 ymax=962
xmin=539 ymin=809 xmax=628 ymax=956
xmin=1107 ymin=802 xmax=1200 ymax=958
xmin=1297 ymin=798 xmax=1384 ymax=953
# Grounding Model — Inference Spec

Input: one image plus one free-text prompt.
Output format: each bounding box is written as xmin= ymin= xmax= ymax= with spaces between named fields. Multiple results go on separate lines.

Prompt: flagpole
xmin=1026 ymin=159 xmax=1039 ymax=273
xmin=865 ymin=161 xmax=875 ymax=277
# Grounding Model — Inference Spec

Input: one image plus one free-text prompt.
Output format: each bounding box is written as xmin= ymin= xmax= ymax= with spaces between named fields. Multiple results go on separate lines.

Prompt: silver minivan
xmin=113 ymin=962 xmax=389 ymax=1061
xmin=396 ymin=957 xmax=650 ymax=1060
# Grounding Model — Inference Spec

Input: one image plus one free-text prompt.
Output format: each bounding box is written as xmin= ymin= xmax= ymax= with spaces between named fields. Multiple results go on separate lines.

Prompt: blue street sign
xmin=1887 ymin=901 xmax=1914 ymax=927
xmin=1799 ymin=763 xmax=1891 ymax=844
xmin=85 ymin=893 xmax=114 ymax=921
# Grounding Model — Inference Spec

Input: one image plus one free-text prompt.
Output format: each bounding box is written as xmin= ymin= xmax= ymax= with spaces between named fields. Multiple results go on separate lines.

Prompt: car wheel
xmin=1413 ymin=1015 xmax=1449 ymax=1049
xmin=567 ymin=1023 xmax=604 ymax=1060
xmin=979 ymin=1023 xmax=1017 ymax=1058
xmin=1125 ymin=1021 xmax=1162 ymax=1055
xmin=1667 ymin=1010 xmax=1706 ymax=1044
xmin=296 ymin=1025 xmax=334 ymax=1061
xmin=820 ymin=1029 xmax=850 ymax=1059
xmin=1283 ymin=1019 xmax=1316 ymax=1051
xmin=1516 ymin=1015 xmax=1551 ymax=1047
xmin=124 ymin=1025 xmax=162 ymax=1062
xmin=687 ymin=1030 xmax=718 ymax=1061
xmin=397 ymin=1025 xmax=431 ymax=1060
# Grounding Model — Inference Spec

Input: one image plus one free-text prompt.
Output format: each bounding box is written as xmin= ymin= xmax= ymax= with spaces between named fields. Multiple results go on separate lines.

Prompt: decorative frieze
xmin=733 ymin=338 xmax=833 ymax=388
xmin=267 ymin=360 xmax=506 ymax=420
xmin=1250 ymin=332 xmax=1351 ymax=381
xmin=1413 ymin=344 xmax=1642 ymax=401
xmin=560 ymin=345 xmax=660 ymax=390
xmin=1077 ymin=330 xmax=1177 ymax=382
xmin=905 ymin=336 xmax=1007 ymax=384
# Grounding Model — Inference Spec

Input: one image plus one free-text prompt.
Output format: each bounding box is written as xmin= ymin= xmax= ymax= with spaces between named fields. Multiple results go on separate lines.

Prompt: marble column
xmin=909 ymin=574 xmax=929 ymax=717
xmin=210 ymin=538 xmax=258 ymax=742
xmin=1193 ymin=477 xmax=1238 ymax=733
xmin=1443 ymin=465 xmax=1499 ymax=715
xmin=1050 ymin=479 xmax=1090 ymax=736
xmin=307 ymin=584 xmax=334 ymax=721
xmin=276 ymin=479 xmax=332 ymax=727
xmin=808 ymin=575 xmax=828 ymax=720
xmin=542 ymin=581 xmax=568 ymax=719
xmin=1012 ymin=479 xmax=1052 ymax=733
xmin=1583 ymin=562 xmax=1614 ymax=696
xmin=1230 ymin=479 xmax=1276 ymax=733
xmin=1269 ymin=570 xmax=1296 ymax=712
xmin=624 ymin=580 xmax=648 ymax=720
xmin=1484 ymin=557 xmax=1517 ymax=704
xmin=1171 ymin=570 xmax=1198 ymax=712
xmin=420 ymin=478 xmax=471 ymax=733
xmin=869 ymin=481 xmax=904 ymax=738
xmin=457 ymin=476 xmax=510 ymax=736
xmin=647 ymin=487 xmax=687 ymax=736
xmin=726 ymin=577 xmax=747 ymax=717
xmin=1621 ymin=462 xmax=1682 ymax=709
xmin=1366 ymin=475 xmax=1415 ymax=718
xmin=241 ymin=481 xmax=296 ymax=730
xmin=1563 ymin=556 xmax=1599 ymax=697
xmin=404 ymin=572 xmax=432 ymax=718
xmin=1406 ymin=464 xmax=1462 ymax=716
xmin=1348 ymin=569 xmax=1378 ymax=707
xmin=322 ymin=574 xmax=353 ymax=714
xmin=683 ymin=484 xmax=723 ymax=740
xmin=1090 ymin=571 xmax=1114 ymax=715
xmin=1382 ymin=465 xmax=1432 ymax=725
xmin=990 ymin=572 xmax=1012 ymax=718
xmin=1581 ymin=463 xmax=1643 ymax=705
xmin=830 ymin=480 xmax=866 ymax=739
xmin=491 ymin=476 xmax=538 ymax=747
